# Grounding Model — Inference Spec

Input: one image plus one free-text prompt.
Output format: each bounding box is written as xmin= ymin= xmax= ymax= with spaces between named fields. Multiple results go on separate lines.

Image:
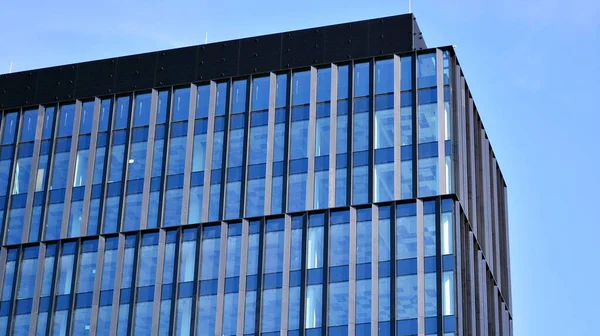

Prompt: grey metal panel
xmin=478 ymin=251 xmax=487 ymax=336
xmin=393 ymin=55 xmax=402 ymax=200
xmin=214 ymin=222 xmax=228 ymax=336
xmin=139 ymin=90 xmax=159 ymax=230
xmin=88 ymin=236 xmax=106 ymax=336
xmin=491 ymin=160 xmax=501 ymax=290
xmin=502 ymin=185 xmax=512 ymax=310
xmin=150 ymin=229 xmax=167 ymax=336
xmin=60 ymin=100 xmax=83 ymax=239
xmin=493 ymin=286 xmax=500 ymax=336
xmin=416 ymin=199 xmax=425 ymax=335
xmin=348 ymin=206 xmax=357 ymax=335
xmin=21 ymin=105 xmax=45 ymax=243
xmin=370 ymin=205 xmax=379 ymax=336
xmin=0 ymin=248 xmax=6 ymax=298
xmin=467 ymin=231 xmax=477 ymax=335
xmin=436 ymin=50 xmax=447 ymax=196
xmin=109 ymin=234 xmax=126 ymax=336
xmin=305 ymin=67 xmax=317 ymax=210
xmin=27 ymin=244 xmax=46 ymax=336
xmin=180 ymin=84 xmax=197 ymax=225
xmin=263 ymin=73 xmax=277 ymax=215
xmin=236 ymin=219 xmax=249 ymax=336
xmin=454 ymin=202 xmax=464 ymax=336
xmin=201 ymin=82 xmax=217 ymax=222
xmin=80 ymin=98 xmax=102 ymax=237
xmin=328 ymin=65 xmax=338 ymax=209
xmin=466 ymin=98 xmax=477 ymax=237
xmin=280 ymin=214 xmax=292 ymax=334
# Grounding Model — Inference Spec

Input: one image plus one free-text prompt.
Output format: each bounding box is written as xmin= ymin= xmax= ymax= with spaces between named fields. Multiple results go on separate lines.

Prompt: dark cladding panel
xmin=282 ymin=28 xmax=325 ymax=68
xmin=368 ymin=15 xmax=415 ymax=56
xmin=323 ymin=22 xmax=369 ymax=63
xmin=75 ymin=58 xmax=117 ymax=98
xmin=238 ymin=34 xmax=282 ymax=75
xmin=155 ymin=46 xmax=197 ymax=87
xmin=196 ymin=42 xmax=240 ymax=81
xmin=114 ymin=52 xmax=157 ymax=93
xmin=34 ymin=65 xmax=77 ymax=103
xmin=0 ymin=71 xmax=37 ymax=108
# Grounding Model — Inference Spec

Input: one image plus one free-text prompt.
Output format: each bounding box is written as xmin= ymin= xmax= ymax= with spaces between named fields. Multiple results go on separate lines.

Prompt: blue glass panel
xmin=275 ymin=74 xmax=288 ymax=108
xmin=356 ymin=263 xmax=372 ymax=280
xmin=132 ymin=93 xmax=151 ymax=127
xmin=292 ymin=71 xmax=310 ymax=105
xmin=232 ymin=80 xmax=247 ymax=113
xmin=195 ymin=84 xmax=210 ymax=118
xmin=328 ymin=282 xmax=348 ymax=326
xmin=20 ymin=109 xmax=38 ymax=142
xmin=263 ymin=273 xmax=283 ymax=289
xmin=329 ymin=266 xmax=349 ymax=283
xmin=317 ymin=68 xmax=331 ymax=102
xmin=304 ymin=284 xmax=322 ymax=329
xmin=376 ymin=59 xmax=394 ymax=94
xmin=354 ymin=62 xmax=370 ymax=97
xmin=172 ymin=88 xmax=191 ymax=122
xmin=397 ymin=258 xmax=418 ymax=275
xmin=215 ymin=82 xmax=228 ymax=116
xmin=338 ymin=65 xmax=349 ymax=99
xmin=288 ymin=173 xmax=306 ymax=212
xmin=425 ymin=317 xmax=437 ymax=334
xmin=418 ymin=54 xmax=437 ymax=88
xmin=113 ymin=96 xmax=130 ymax=130
xmin=290 ymin=158 xmax=308 ymax=174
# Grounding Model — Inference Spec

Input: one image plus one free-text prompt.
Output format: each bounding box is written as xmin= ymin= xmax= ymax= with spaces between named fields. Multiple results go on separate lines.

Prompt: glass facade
xmin=0 ymin=36 xmax=514 ymax=336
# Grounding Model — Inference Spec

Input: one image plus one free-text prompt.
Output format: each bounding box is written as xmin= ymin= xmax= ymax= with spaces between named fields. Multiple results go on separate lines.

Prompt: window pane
xmin=68 ymin=200 xmax=83 ymax=237
xmin=336 ymin=114 xmax=348 ymax=154
xmin=353 ymin=111 xmax=369 ymax=151
xmin=264 ymin=230 xmax=284 ymax=274
xmin=163 ymin=189 xmax=182 ymax=227
xmin=329 ymin=222 xmax=349 ymax=267
xmin=179 ymin=234 xmax=197 ymax=282
xmin=200 ymin=229 xmax=220 ymax=280
xmin=232 ymin=79 xmax=247 ymax=113
xmin=226 ymin=234 xmax=241 ymax=278
xmin=188 ymin=186 xmax=203 ymax=224
xmin=419 ymin=157 xmax=438 ymax=197
xmin=45 ymin=203 xmax=63 ymax=241
xmin=305 ymin=284 xmax=322 ymax=329
xmin=356 ymin=279 xmax=371 ymax=324
xmin=315 ymin=117 xmax=330 ymax=156
xmin=113 ymin=96 xmax=130 ymax=130
xmin=172 ymin=88 xmax=191 ymax=122
xmin=151 ymin=139 xmax=164 ymax=177
xmin=192 ymin=133 xmax=207 ymax=172
xmin=99 ymin=99 xmax=111 ymax=132
xmin=307 ymin=226 xmax=324 ymax=269
xmin=225 ymin=181 xmax=241 ymax=220
xmin=354 ymin=62 xmax=370 ymax=97
xmin=57 ymin=253 xmax=74 ymax=295
xmin=17 ymin=257 xmax=37 ymax=299
xmin=328 ymin=282 xmax=349 ymax=326
xmin=108 ymin=143 xmax=125 ymax=183
xmin=42 ymin=107 xmax=55 ymax=139
xmin=243 ymin=291 xmax=256 ymax=334
xmin=288 ymin=173 xmax=306 ymax=212
xmin=227 ymin=127 xmax=244 ymax=167
xmin=245 ymin=178 xmax=265 ymax=218
xmin=374 ymin=163 xmax=394 ymax=202
xmin=77 ymin=247 xmax=97 ymax=293
xmin=12 ymin=156 xmax=32 ymax=194
xmin=292 ymin=71 xmax=310 ymax=105
xmin=314 ymin=170 xmax=328 ymax=210
xmin=396 ymin=212 xmax=417 ymax=260
xmin=133 ymin=93 xmax=151 ymax=127
xmin=396 ymin=274 xmax=417 ymax=320
xmin=425 ymin=272 xmax=437 ymax=317
xmin=73 ymin=149 xmax=89 ymax=187
xmin=222 ymin=293 xmax=238 ymax=335
xmin=21 ymin=109 xmax=38 ymax=142
xmin=290 ymin=120 xmax=308 ymax=159
xmin=79 ymin=101 xmax=94 ymax=134
xmin=196 ymin=85 xmax=210 ymax=118
xmin=127 ymin=141 xmax=147 ymax=180
xmin=215 ymin=82 xmax=228 ymax=116
xmin=252 ymin=76 xmax=270 ymax=111
xmin=276 ymin=74 xmax=288 ymax=108
xmin=138 ymin=241 xmax=158 ymax=287
xmin=375 ymin=59 xmax=394 ymax=94
xmin=375 ymin=109 xmax=394 ymax=149
xmin=50 ymin=151 xmax=70 ymax=190
xmin=352 ymin=165 xmax=369 ymax=205
xmin=167 ymin=135 xmax=186 ymax=175
xmin=261 ymin=288 xmax=282 ymax=332
xmin=92 ymin=147 xmax=106 ymax=185
xmin=57 ymin=104 xmax=75 ymax=137
xmin=197 ymin=295 xmax=217 ymax=336
xmin=248 ymin=125 xmax=267 ymax=165
xmin=317 ymin=68 xmax=331 ymax=102
xmin=357 ymin=219 xmax=372 ymax=264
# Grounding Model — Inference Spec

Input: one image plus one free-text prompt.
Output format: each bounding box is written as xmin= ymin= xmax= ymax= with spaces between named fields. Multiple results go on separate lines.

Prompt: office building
xmin=0 ymin=14 xmax=512 ymax=336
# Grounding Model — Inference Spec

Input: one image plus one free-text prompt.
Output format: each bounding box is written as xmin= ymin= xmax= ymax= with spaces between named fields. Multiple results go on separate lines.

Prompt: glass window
xmin=172 ymin=87 xmax=191 ymax=122
xmin=197 ymin=295 xmax=217 ymax=336
xmin=113 ymin=96 xmax=130 ymax=129
xmin=232 ymin=79 xmax=247 ymax=113
xmin=264 ymin=229 xmax=284 ymax=274
xmin=354 ymin=62 xmax=370 ymax=97
xmin=352 ymin=165 xmax=369 ymax=205
xmin=76 ymin=242 xmax=97 ymax=293
xmin=79 ymin=101 xmax=94 ymax=134
xmin=215 ymin=82 xmax=228 ymax=116
xmin=42 ymin=106 xmax=55 ymax=139
xmin=73 ymin=148 xmax=89 ymax=187
xmin=225 ymin=181 xmax=241 ymax=220
xmin=200 ymin=227 xmax=220 ymax=280
xmin=396 ymin=204 xmax=417 ymax=260
xmin=335 ymin=168 xmax=347 ymax=207
xmin=92 ymin=146 xmax=106 ymax=185
xmin=34 ymin=154 xmax=49 ymax=192
xmin=375 ymin=108 xmax=394 ymax=149
xmin=292 ymin=71 xmax=310 ymax=105
xmin=418 ymin=102 xmax=438 ymax=143
xmin=1 ymin=252 xmax=16 ymax=300
xmin=336 ymin=114 xmax=347 ymax=154
xmin=208 ymin=183 xmax=221 ymax=221
xmin=225 ymin=229 xmax=241 ymax=278
xmin=396 ymin=274 xmax=417 ymax=320
xmin=243 ymin=291 xmax=256 ymax=334
xmin=41 ymin=245 xmax=56 ymax=296
xmin=425 ymin=272 xmax=437 ymax=317
xmin=227 ymin=125 xmax=245 ymax=167
xmin=50 ymin=151 xmax=70 ymax=190
xmin=329 ymin=218 xmax=349 ymax=267
xmin=192 ymin=133 xmax=207 ymax=172
xmin=306 ymin=225 xmax=324 ymax=269
xmin=356 ymin=279 xmax=371 ymax=324
xmin=338 ymin=65 xmax=349 ymax=100
xmin=163 ymin=189 xmax=182 ymax=227
xmin=401 ymin=56 xmax=413 ymax=91
xmin=314 ymin=170 xmax=328 ymax=210
xmin=222 ymin=293 xmax=238 ymax=335
xmin=124 ymin=193 xmax=143 ymax=231
xmin=157 ymin=90 xmax=170 ymax=124
xmin=374 ymin=162 xmax=394 ymax=202
xmin=248 ymin=123 xmax=267 ymax=165
xmin=317 ymin=67 xmax=331 ymax=102
xmin=134 ymin=302 xmax=152 ymax=335
xmin=12 ymin=156 xmax=32 ymax=194
xmin=305 ymin=284 xmax=322 ymax=329
xmin=418 ymin=54 xmax=437 ymax=89
xmin=196 ymin=84 xmax=210 ymax=118
xmin=401 ymin=160 xmax=413 ymax=199
xmin=17 ymin=250 xmax=37 ymax=299
xmin=211 ymin=127 xmax=224 ymax=169
xmin=419 ymin=157 xmax=439 ymax=197
xmin=357 ymin=216 xmax=372 ymax=264
xmin=6 ymin=208 xmax=25 ymax=244
xmin=102 ymin=196 xmax=119 ymax=234
xmin=99 ymin=99 xmax=111 ymax=132
xmin=132 ymin=93 xmax=151 ymax=127
xmin=138 ymin=235 xmax=158 ymax=286
xmin=56 ymin=104 xmax=75 ymax=137
xmin=401 ymin=105 xmax=412 ymax=146
xmin=290 ymin=120 xmax=308 ymax=159
xmin=442 ymin=208 xmax=453 ymax=255
xmin=68 ymin=200 xmax=83 ymax=237
xmin=376 ymin=59 xmax=394 ymax=94
xmin=261 ymin=288 xmax=282 ymax=332
xmin=167 ymin=133 xmax=187 ymax=175
xmin=108 ymin=141 xmax=125 ymax=183
xmin=57 ymin=249 xmax=75 ymax=295
xmin=328 ymin=282 xmax=348 ymax=326
xmin=246 ymin=178 xmax=265 ymax=218
xmin=179 ymin=230 xmax=197 ymax=282
xmin=21 ymin=109 xmax=38 ymax=142
xmin=315 ymin=117 xmax=330 ymax=156
xmin=151 ymin=139 xmax=164 ymax=177
xmin=101 ymin=239 xmax=118 ymax=290
xmin=288 ymin=173 xmax=307 ymax=213
xmin=252 ymin=76 xmax=270 ymax=111
xmin=188 ymin=186 xmax=203 ymax=224
xmin=443 ymin=272 xmax=454 ymax=316
xmin=276 ymin=74 xmax=288 ymax=108
xmin=127 ymin=140 xmax=147 ymax=181
xmin=44 ymin=203 xmax=63 ymax=241
xmin=379 ymin=277 xmax=391 ymax=322
xmin=353 ymin=111 xmax=369 ymax=152
xmin=271 ymin=175 xmax=283 ymax=214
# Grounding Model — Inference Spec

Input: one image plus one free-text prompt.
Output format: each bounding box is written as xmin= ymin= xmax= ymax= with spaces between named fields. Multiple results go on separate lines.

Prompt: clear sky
xmin=1 ymin=0 xmax=599 ymax=334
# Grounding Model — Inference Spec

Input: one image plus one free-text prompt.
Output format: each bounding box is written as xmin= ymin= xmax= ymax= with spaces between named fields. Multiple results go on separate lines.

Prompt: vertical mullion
xmin=348 ymin=207 xmax=357 ymax=335
xmin=238 ymin=79 xmax=251 ymax=219
xmin=108 ymin=234 xmax=126 ymax=336
xmin=263 ymin=73 xmax=276 ymax=215
xmin=393 ymin=55 xmax=403 ymax=201
xmin=389 ymin=201 xmax=397 ymax=336
xmin=235 ymin=219 xmax=249 ymax=336
xmin=411 ymin=53 xmax=418 ymax=198
xmin=320 ymin=211 xmax=329 ymax=335
xmin=282 ymin=72 xmax=291 ymax=213
xmin=60 ymin=100 xmax=82 ymax=239
xmin=306 ymin=67 xmax=317 ymax=210
xmin=371 ymin=204 xmax=380 ymax=336
xmin=368 ymin=59 xmax=375 ymax=204
xmin=65 ymin=241 xmax=82 ymax=335
xmin=88 ymin=236 xmax=106 ymax=336
xmin=416 ymin=199 xmax=425 ymax=334
xmin=139 ymin=90 xmax=159 ymax=230
xmin=279 ymin=214 xmax=292 ymax=334
xmin=27 ymin=242 xmax=46 ymax=336
xmin=149 ymin=229 xmax=166 ymax=336
xmin=218 ymin=79 xmax=232 ymax=221
xmin=328 ymin=65 xmax=338 ymax=209
xmin=201 ymin=82 xmax=216 ymax=222
xmin=21 ymin=105 xmax=45 ymax=243
xmin=180 ymin=84 xmax=197 ymax=225
xmin=80 ymin=98 xmax=102 ymax=237
xmin=436 ymin=198 xmax=443 ymax=336
xmin=214 ymin=222 xmax=228 ymax=335
xmin=189 ymin=226 xmax=202 ymax=336
xmin=346 ymin=62 xmax=354 ymax=205
xmin=299 ymin=214 xmax=307 ymax=335
xmin=436 ymin=50 xmax=447 ymax=195
xmin=168 ymin=229 xmax=183 ymax=336
xmin=253 ymin=219 xmax=265 ymax=334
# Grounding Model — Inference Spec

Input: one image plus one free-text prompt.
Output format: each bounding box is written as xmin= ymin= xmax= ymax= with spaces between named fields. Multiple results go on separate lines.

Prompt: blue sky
xmin=1 ymin=0 xmax=599 ymax=334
